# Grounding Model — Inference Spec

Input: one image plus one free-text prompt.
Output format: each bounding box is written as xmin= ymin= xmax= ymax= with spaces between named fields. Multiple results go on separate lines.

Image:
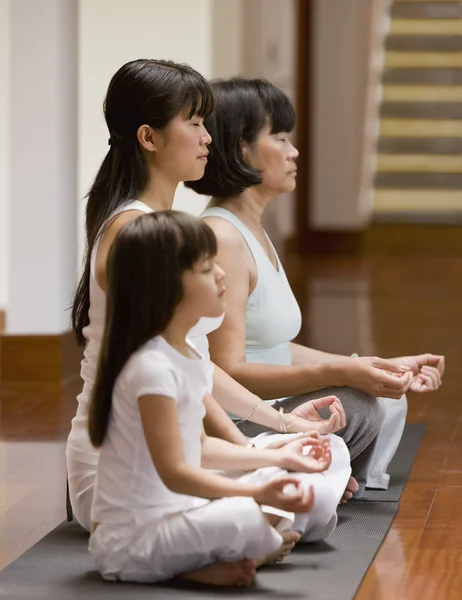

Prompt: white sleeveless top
xmin=201 ymin=207 xmax=302 ymax=372
xmin=66 ymin=200 xmax=222 ymax=465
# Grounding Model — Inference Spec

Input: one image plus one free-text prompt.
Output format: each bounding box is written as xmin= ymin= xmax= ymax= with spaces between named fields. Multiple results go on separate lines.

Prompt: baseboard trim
xmin=289 ymin=224 xmax=462 ymax=257
xmin=0 ymin=330 xmax=82 ymax=392
xmin=366 ymin=223 xmax=462 ymax=256
xmin=292 ymin=230 xmax=365 ymax=256
xmin=373 ymin=211 xmax=462 ymax=225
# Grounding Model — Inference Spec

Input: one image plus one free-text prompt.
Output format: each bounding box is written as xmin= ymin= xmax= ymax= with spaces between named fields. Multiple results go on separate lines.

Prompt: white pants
xmin=366 ymin=395 xmax=408 ymax=490
xmin=89 ymin=497 xmax=283 ymax=583
xmin=68 ymin=433 xmax=351 ymax=542
xmin=251 ymin=432 xmax=351 ymax=541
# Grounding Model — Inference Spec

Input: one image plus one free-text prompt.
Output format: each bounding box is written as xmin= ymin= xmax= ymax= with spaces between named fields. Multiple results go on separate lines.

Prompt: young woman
xmin=89 ymin=211 xmax=334 ymax=586
xmin=187 ymin=78 xmax=445 ymax=494
xmin=67 ymin=59 xmax=351 ymax=533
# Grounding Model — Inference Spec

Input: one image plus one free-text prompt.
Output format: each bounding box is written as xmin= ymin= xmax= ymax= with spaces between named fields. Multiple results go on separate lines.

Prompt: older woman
xmin=187 ymin=78 xmax=444 ymax=495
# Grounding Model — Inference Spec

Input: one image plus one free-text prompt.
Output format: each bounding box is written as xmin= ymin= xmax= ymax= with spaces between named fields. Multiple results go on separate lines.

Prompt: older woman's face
xmin=244 ymin=126 xmax=299 ymax=197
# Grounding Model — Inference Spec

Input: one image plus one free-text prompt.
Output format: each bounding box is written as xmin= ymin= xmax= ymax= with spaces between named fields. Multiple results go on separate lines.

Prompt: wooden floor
xmin=1 ymin=251 xmax=462 ymax=598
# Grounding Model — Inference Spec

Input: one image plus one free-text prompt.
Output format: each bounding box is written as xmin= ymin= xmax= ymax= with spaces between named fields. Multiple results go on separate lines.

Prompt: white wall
xmin=211 ymin=0 xmax=244 ymax=79
xmin=0 ymin=0 xmax=245 ymax=318
xmin=0 ymin=0 xmax=9 ymax=310
xmin=8 ymin=0 xmax=77 ymax=334
xmin=242 ymin=0 xmax=297 ymax=253
xmin=310 ymin=0 xmax=387 ymax=229
xmin=78 ymin=0 xmax=216 ymax=267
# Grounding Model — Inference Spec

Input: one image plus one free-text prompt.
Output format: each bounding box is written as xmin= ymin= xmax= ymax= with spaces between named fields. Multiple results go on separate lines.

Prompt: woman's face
xmin=154 ymin=112 xmax=212 ymax=183
xmin=244 ymin=125 xmax=299 ymax=197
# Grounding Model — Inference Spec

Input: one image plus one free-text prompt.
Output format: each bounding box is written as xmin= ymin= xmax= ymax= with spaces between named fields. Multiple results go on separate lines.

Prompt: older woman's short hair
xmin=186 ymin=78 xmax=295 ymax=198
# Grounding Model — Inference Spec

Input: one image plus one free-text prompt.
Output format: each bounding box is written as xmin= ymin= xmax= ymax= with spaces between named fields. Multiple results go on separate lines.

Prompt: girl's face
xmin=244 ymin=125 xmax=299 ymax=197
xmin=154 ymin=112 xmax=212 ymax=183
xmin=180 ymin=256 xmax=226 ymax=320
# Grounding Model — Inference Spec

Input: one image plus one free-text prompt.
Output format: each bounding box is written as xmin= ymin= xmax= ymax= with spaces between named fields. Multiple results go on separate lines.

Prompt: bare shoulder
xmin=202 ymin=215 xmax=254 ymax=284
xmin=202 ymin=215 xmax=245 ymax=254
xmin=95 ymin=209 xmax=147 ymax=290
xmin=102 ymin=209 xmax=148 ymax=244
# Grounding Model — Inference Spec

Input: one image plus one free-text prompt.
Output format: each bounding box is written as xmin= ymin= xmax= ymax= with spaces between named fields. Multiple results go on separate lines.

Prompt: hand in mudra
xmin=275 ymin=433 xmax=332 ymax=474
xmin=254 ymin=479 xmax=315 ymax=514
xmin=389 ymin=353 xmax=444 ymax=393
xmin=286 ymin=396 xmax=346 ymax=435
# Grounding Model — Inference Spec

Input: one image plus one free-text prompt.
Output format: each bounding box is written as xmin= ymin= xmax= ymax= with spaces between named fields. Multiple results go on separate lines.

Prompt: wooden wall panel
xmin=0 ymin=330 xmax=82 ymax=393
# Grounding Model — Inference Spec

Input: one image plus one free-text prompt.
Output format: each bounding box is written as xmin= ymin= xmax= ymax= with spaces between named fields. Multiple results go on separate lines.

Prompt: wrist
xmin=270 ymin=448 xmax=286 ymax=470
xmin=251 ymin=485 xmax=264 ymax=504
xmin=229 ymin=480 xmax=260 ymax=500
xmin=321 ymin=361 xmax=347 ymax=387
xmin=242 ymin=447 xmax=282 ymax=471
xmin=283 ymin=411 xmax=300 ymax=433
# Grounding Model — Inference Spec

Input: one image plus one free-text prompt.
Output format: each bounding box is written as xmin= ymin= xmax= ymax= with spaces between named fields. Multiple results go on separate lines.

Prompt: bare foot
xmin=256 ymin=530 xmax=301 ymax=567
xmin=340 ymin=476 xmax=359 ymax=504
xmin=180 ymin=558 xmax=256 ymax=587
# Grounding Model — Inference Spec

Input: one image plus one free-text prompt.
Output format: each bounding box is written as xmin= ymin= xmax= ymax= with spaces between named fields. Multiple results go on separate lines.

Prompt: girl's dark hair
xmin=186 ymin=78 xmax=295 ymax=198
xmin=72 ymin=59 xmax=215 ymax=346
xmin=88 ymin=211 xmax=217 ymax=447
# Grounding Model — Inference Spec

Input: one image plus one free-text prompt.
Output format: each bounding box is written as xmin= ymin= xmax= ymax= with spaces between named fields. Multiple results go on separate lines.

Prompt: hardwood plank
xmin=356 ymin=529 xmax=423 ymax=600
xmin=419 ymin=485 xmax=462 ymax=549
xmin=401 ymin=550 xmax=462 ymax=599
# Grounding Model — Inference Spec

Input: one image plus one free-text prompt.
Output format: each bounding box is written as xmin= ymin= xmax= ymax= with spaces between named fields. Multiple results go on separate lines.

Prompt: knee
xmin=395 ymin=394 xmax=408 ymax=418
xmin=330 ymin=434 xmax=351 ymax=468
xmin=308 ymin=478 xmax=339 ymax=531
xmin=368 ymin=396 xmax=386 ymax=438
xmin=330 ymin=387 xmax=385 ymax=438
xmin=380 ymin=394 xmax=408 ymax=424
xmin=349 ymin=389 xmax=385 ymax=439
xmin=227 ymin=497 xmax=268 ymax=539
xmin=294 ymin=476 xmax=339 ymax=542
xmin=294 ymin=475 xmax=338 ymax=536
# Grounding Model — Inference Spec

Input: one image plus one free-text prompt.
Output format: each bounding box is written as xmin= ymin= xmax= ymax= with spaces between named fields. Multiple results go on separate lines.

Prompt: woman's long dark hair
xmin=72 ymin=59 xmax=215 ymax=346
xmin=88 ymin=211 xmax=217 ymax=447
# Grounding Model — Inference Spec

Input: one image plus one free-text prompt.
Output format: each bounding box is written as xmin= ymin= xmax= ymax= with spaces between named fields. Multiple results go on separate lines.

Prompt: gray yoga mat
xmin=362 ymin=423 xmax=425 ymax=502
xmin=0 ymin=423 xmax=423 ymax=600
xmin=0 ymin=502 xmax=398 ymax=600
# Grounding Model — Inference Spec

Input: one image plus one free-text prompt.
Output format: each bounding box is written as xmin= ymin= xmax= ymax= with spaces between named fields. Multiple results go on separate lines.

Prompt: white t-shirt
xmin=91 ymin=336 xmax=213 ymax=526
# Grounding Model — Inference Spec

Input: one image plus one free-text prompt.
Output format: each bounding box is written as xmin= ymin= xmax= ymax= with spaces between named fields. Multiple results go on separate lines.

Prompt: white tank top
xmin=66 ymin=200 xmax=222 ymax=465
xmin=201 ymin=207 xmax=302 ymax=370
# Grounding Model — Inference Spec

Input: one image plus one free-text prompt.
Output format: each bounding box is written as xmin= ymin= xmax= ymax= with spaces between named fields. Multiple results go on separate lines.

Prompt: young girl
xmin=88 ymin=211 xmax=331 ymax=586
xmin=66 ymin=58 xmax=349 ymax=533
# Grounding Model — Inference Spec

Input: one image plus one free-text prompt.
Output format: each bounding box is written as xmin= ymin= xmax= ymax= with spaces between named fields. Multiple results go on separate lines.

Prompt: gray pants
xmin=237 ymin=387 xmax=385 ymax=498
